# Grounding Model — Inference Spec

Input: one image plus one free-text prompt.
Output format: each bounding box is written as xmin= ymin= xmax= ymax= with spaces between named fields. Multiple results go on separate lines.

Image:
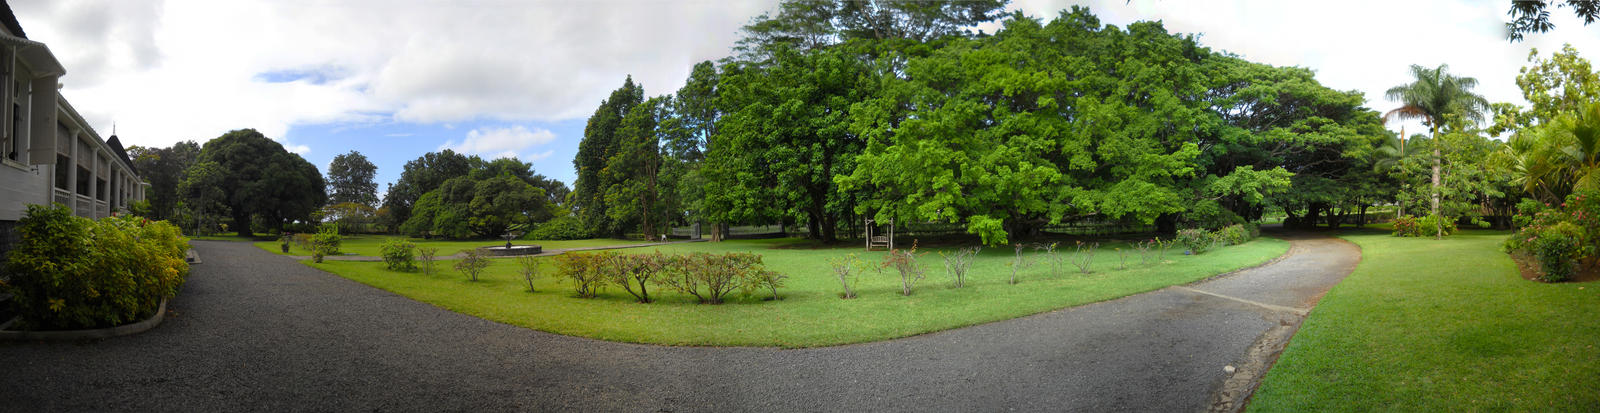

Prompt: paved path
xmin=290 ymin=239 xmax=708 ymax=262
xmin=0 ymin=233 xmax=1359 ymax=412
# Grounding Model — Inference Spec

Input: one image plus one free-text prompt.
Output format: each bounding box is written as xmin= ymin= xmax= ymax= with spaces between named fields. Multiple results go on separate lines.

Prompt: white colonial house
xmin=0 ymin=2 xmax=145 ymax=253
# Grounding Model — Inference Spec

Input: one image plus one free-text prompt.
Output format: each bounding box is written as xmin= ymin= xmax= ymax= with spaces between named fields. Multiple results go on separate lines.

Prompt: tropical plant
xmin=380 ymin=238 xmax=417 ymax=271
xmin=1384 ymin=64 xmax=1490 ymax=239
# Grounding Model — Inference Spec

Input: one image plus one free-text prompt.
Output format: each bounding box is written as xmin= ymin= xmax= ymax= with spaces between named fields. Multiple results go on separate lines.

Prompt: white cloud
xmin=439 ymin=126 xmax=556 ymax=159
xmin=286 ymin=144 xmax=311 ymax=155
xmin=10 ymin=0 xmax=779 ymax=149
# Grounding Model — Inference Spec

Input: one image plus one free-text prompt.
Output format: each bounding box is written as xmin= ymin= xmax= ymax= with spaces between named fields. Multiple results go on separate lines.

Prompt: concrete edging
xmin=0 ymin=298 xmax=169 ymax=341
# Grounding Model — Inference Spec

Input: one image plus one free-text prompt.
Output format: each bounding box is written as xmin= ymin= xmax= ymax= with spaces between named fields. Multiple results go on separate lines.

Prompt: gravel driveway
xmin=0 ymin=233 xmax=1359 ymax=412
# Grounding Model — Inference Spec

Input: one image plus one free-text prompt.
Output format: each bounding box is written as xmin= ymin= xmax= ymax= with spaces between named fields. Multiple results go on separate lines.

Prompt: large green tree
xmin=1384 ymin=64 xmax=1490 ymax=238
xmin=192 ymin=129 xmax=326 ymax=236
xmin=127 ymin=141 xmax=200 ymax=221
xmin=381 ymin=149 xmax=475 ymax=231
xmin=573 ymin=77 xmax=645 ymax=237
xmin=1506 ymin=1 xmax=1600 ymax=41
xmin=400 ymin=175 xmax=546 ymax=239
xmin=327 ymin=150 xmax=378 ymax=207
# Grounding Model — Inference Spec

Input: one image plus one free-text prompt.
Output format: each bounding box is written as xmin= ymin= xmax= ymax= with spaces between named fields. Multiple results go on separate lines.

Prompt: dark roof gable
xmin=0 ymin=1 xmax=26 ymax=39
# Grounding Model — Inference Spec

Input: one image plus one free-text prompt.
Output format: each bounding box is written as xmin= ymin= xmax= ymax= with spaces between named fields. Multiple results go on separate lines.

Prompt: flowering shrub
xmin=2 ymin=204 xmax=190 ymax=330
xmin=1176 ymin=229 xmax=1216 ymax=254
xmin=1506 ymin=190 xmax=1599 ymax=281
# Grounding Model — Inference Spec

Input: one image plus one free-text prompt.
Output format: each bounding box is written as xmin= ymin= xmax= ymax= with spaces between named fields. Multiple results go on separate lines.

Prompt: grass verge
xmin=307 ymin=236 xmax=1287 ymax=347
xmin=1249 ymin=229 xmax=1600 ymax=411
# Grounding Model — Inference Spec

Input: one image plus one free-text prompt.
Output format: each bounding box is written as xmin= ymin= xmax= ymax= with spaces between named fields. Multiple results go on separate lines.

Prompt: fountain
xmin=477 ymin=225 xmax=541 ymax=256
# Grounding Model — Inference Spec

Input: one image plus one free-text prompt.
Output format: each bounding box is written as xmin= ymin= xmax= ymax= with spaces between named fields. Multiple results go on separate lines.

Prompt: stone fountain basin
xmin=476 ymin=245 xmax=542 ymax=256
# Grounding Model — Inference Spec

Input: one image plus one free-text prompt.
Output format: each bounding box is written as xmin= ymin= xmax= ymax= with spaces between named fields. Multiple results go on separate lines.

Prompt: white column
xmin=67 ymin=132 xmax=76 ymax=215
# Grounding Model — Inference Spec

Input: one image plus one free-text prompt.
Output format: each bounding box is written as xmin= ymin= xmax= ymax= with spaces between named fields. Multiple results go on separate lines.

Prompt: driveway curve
xmin=0 ymin=233 xmax=1359 ymax=412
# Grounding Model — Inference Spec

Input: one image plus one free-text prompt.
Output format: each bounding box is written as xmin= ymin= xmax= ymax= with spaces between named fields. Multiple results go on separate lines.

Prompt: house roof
xmin=106 ymin=135 xmax=137 ymax=175
xmin=0 ymin=1 xmax=25 ymax=40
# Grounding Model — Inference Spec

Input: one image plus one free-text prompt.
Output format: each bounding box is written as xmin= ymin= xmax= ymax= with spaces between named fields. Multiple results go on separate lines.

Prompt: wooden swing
xmin=865 ymin=218 xmax=894 ymax=251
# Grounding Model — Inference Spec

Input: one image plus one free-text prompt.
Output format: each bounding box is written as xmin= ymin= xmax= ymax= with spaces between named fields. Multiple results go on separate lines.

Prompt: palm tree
xmin=1384 ymin=64 xmax=1489 ymax=239
xmin=1373 ymin=127 xmax=1428 ymax=219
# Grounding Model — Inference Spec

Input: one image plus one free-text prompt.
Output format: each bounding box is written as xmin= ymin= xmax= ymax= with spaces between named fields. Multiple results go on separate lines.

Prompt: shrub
xmin=380 ymin=238 xmax=417 ymax=271
xmin=652 ymin=252 xmax=777 ymax=304
xmin=1035 ymin=242 xmax=1063 ymax=277
xmin=879 ymin=244 xmax=927 ymax=296
xmin=454 ymin=249 xmax=489 ymax=282
xmin=310 ymin=223 xmax=342 ymax=263
xmin=1008 ymin=243 xmax=1032 ymax=284
xmin=1217 ymin=224 xmax=1252 ymax=246
xmin=1071 ymin=241 xmax=1098 ymax=273
xmin=1534 ymin=221 xmax=1586 ymax=282
xmin=939 ymin=246 xmax=980 ymax=288
xmin=828 ymin=254 xmax=864 ymax=298
xmin=605 ymin=252 xmax=662 ymax=303
xmin=1134 ymin=239 xmax=1158 ymax=265
xmin=516 ymin=255 xmax=542 ymax=292
xmin=1394 ymin=214 xmax=1457 ymax=237
xmin=527 ymin=216 xmax=591 ymax=240
xmin=2 ymin=204 xmax=189 ymax=330
xmin=418 ymin=247 xmax=439 ymax=276
xmin=1177 ymin=229 xmax=1213 ymax=254
xmin=554 ymin=252 xmax=610 ymax=298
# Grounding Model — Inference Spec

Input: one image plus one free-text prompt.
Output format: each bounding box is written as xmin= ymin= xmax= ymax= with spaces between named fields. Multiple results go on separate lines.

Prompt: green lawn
xmin=253 ymin=235 xmax=643 ymax=256
xmin=306 ymin=236 xmax=1288 ymax=347
xmin=1250 ymin=230 xmax=1600 ymax=411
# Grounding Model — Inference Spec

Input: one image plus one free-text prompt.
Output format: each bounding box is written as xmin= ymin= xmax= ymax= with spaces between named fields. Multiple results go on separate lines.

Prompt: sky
xmin=10 ymin=0 xmax=1600 ymax=199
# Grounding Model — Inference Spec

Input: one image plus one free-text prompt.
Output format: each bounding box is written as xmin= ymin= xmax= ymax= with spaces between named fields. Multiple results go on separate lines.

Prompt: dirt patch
xmin=1508 ymin=252 xmax=1600 ymax=283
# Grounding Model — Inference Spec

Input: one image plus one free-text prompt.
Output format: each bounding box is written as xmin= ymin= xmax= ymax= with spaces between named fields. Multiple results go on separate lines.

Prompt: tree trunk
xmin=1358 ymin=205 xmax=1368 ymax=228
xmin=1432 ymin=125 xmax=1442 ymax=240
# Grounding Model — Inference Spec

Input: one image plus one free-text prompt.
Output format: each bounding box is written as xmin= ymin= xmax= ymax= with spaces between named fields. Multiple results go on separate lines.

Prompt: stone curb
xmin=0 ymin=298 xmax=168 ymax=341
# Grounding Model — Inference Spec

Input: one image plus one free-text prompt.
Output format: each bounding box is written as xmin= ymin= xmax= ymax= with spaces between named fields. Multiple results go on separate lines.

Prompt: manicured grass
xmin=253 ymin=235 xmax=643 ymax=256
xmin=307 ymin=237 xmax=1288 ymax=347
xmin=1250 ymin=230 xmax=1600 ymax=411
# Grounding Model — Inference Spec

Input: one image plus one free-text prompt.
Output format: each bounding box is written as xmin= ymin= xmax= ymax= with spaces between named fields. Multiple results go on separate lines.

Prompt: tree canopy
xmin=192 ymin=129 xmax=326 ymax=236
xmin=327 ymin=150 xmax=379 ymax=207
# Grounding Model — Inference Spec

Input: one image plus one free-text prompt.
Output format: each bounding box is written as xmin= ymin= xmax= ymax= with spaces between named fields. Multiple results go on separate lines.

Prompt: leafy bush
xmin=454 ymin=249 xmax=489 ymax=282
xmin=2 ymin=204 xmax=190 ymax=330
xmin=554 ymin=252 xmax=609 ymax=298
xmin=605 ymin=252 xmax=663 ymax=303
xmin=527 ymin=216 xmax=591 ymax=240
xmin=380 ymin=238 xmax=417 ymax=271
xmin=1394 ymin=214 xmax=1457 ymax=237
xmin=1217 ymin=224 xmax=1252 ymax=246
xmin=1177 ymin=228 xmax=1215 ymax=254
xmin=310 ymin=223 xmax=342 ymax=263
xmin=1533 ymin=222 xmax=1586 ymax=282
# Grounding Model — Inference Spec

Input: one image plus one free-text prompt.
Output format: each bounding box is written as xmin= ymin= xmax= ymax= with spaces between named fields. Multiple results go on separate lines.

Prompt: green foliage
xmin=1216 ymin=224 xmax=1252 ymax=246
xmin=527 ymin=216 xmax=591 ymax=240
xmin=327 ymin=150 xmax=379 ymax=207
xmin=827 ymin=253 xmax=864 ymax=298
xmin=1392 ymin=214 xmax=1458 ymax=238
xmin=192 ymin=129 xmax=326 ymax=236
xmin=454 ymin=249 xmax=489 ymax=282
xmin=310 ymin=223 xmax=342 ymax=263
xmin=1176 ymin=229 xmax=1216 ymax=254
xmin=380 ymin=238 xmax=417 ymax=272
xmin=1505 ymin=190 xmax=1599 ymax=281
xmin=382 ymin=149 xmax=476 ymax=232
xmin=574 ymin=77 xmax=646 ymax=238
xmin=127 ymin=140 xmax=200 ymax=221
xmin=401 ymin=175 xmax=547 ymax=239
xmin=516 ymin=255 xmax=542 ymax=292
xmin=553 ymin=251 xmax=611 ymax=298
xmin=2 ymin=204 xmax=189 ymax=330
xmin=1533 ymin=221 xmax=1586 ymax=282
